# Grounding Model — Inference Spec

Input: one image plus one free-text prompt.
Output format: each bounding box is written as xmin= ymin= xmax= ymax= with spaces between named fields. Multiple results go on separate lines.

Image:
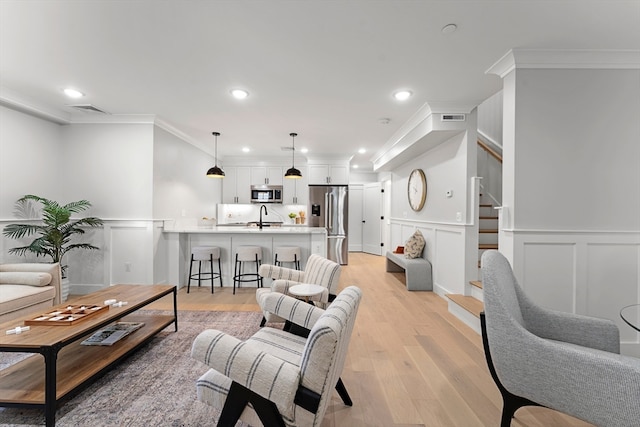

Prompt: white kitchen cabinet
xmin=308 ymin=164 xmax=349 ymax=185
xmin=251 ymin=167 xmax=283 ymax=186
xmin=222 ymin=166 xmax=252 ymax=203
xmin=283 ymin=166 xmax=308 ymax=205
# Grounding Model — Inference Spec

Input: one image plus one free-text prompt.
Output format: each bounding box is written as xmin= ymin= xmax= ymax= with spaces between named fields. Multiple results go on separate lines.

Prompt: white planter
xmin=61 ymin=278 xmax=70 ymax=302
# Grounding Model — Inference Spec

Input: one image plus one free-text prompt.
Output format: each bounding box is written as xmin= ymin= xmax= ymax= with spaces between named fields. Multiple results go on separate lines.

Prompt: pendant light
xmin=284 ymin=132 xmax=302 ymax=179
xmin=206 ymin=132 xmax=225 ymax=178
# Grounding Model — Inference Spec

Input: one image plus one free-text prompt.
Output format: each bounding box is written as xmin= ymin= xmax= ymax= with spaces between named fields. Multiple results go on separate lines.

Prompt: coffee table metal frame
xmin=0 ymin=284 xmax=177 ymax=426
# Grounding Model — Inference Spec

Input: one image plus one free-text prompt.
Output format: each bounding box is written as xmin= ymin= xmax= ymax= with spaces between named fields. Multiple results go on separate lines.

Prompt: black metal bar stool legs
xmin=188 ymin=246 xmax=223 ymax=293
xmin=233 ymin=246 xmax=263 ymax=295
xmin=274 ymin=246 xmax=301 ymax=270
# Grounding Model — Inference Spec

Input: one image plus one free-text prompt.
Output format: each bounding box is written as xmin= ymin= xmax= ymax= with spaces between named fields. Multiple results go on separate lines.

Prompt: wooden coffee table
xmin=0 ymin=284 xmax=177 ymax=426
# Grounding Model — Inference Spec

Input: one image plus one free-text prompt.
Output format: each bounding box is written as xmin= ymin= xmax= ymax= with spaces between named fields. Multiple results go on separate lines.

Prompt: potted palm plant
xmin=2 ymin=195 xmax=103 ymax=299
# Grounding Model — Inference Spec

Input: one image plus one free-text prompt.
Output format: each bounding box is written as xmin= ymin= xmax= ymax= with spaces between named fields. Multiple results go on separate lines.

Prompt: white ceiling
xmin=1 ymin=1 xmax=639 ymax=170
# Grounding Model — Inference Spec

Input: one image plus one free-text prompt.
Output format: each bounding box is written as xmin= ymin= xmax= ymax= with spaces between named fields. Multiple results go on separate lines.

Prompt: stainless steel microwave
xmin=250 ymin=185 xmax=283 ymax=203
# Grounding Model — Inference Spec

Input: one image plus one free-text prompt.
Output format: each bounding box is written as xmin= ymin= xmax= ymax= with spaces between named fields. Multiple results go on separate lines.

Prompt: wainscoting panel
xmin=522 ymin=243 xmax=576 ymax=313
xmin=107 ymin=222 xmax=154 ymax=286
xmin=512 ymin=231 xmax=640 ymax=356
xmin=586 ymin=243 xmax=640 ymax=343
xmin=434 ymin=228 xmax=466 ymax=296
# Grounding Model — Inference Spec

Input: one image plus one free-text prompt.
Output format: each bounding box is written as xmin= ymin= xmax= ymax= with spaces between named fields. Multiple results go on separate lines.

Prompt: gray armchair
xmin=481 ymin=250 xmax=640 ymax=427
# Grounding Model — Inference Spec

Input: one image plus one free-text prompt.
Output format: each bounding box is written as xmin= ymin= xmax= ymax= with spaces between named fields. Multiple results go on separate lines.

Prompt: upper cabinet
xmin=283 ymin=166 xmax=308 ymax=205
xmin=251 ymin=167 xmax=283 ymax=186
xmin=308 ymin=164 xmax=349 ymax=185
xmin=222 ymin=166 xmax=252 ymax=203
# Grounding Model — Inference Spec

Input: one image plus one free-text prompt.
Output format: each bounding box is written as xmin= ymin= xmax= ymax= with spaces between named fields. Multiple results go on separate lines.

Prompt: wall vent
xmin=441 ymin=114 xmax=465 ymax=122
xmin=67 ymin=104 xmax=110 ymax=114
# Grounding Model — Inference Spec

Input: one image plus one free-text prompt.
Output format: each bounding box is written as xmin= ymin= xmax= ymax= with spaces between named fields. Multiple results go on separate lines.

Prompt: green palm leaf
xmin=3 ymin=195 xmax=103 ymax=277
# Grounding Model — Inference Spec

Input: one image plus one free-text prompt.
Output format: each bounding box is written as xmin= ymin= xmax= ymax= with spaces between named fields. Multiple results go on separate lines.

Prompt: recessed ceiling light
xmin=230 ymin=89 xmax=249 ymax=99
xmin=358 ymin=148 xmax=366 ymax=154
xmin=242 ymin=147 xmax=250 ymax=153
xmin=441 ymin=23 xmax=457 ymax=34
xmin=300 ymin=148 xmax=308 ymax=154
xmin=393 ymin=90 xmax=412 ymax=101
xmin=352 ymin=164 xmax=359 ymax=169
xmin=63 ymin=88 xmax=84 ymax=98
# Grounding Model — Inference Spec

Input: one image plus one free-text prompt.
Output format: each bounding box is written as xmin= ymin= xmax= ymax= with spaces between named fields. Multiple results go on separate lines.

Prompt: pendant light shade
xmin=206 ymin=132 xmax=225 ymax=178
xmin=284 ymin=132 xmax=302 ymax=179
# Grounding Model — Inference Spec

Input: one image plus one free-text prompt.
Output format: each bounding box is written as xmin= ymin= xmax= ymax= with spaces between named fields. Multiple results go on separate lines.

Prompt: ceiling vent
xmin=280 ymin=146 xmax=294 ymax=151
xmin=441 ymin=114 xmax=465 ymax=122
xmin=66 ymin=104 xmax=110 ymax=114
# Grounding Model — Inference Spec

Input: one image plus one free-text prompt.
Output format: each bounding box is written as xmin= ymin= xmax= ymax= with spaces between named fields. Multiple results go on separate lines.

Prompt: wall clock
xmin=407 ymin=168 xmax=427 ymax=211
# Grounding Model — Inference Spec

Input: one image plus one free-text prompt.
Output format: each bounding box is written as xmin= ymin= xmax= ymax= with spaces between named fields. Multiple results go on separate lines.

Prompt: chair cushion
xmin=248 ymin=327 xmax=307 ymax=365
xmin=404 ymin=229 xmax=425 ymax=259
xmin=0 ymin=272 xmax=52 ymax=286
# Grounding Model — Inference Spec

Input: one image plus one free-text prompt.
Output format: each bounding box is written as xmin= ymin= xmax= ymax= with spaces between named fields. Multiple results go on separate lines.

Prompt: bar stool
xmin=233 ymin=246 xmax=263 ymax=295
xmin=188 ymin=246 xmax=222 ymax=293
xmin=274 ymin=246 xmax=301 ymax=270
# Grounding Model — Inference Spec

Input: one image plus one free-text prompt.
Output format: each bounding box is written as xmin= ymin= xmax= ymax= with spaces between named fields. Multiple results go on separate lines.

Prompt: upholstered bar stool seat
xmin=233 ymin=246 xmax=263 ymax=295
xmin=188 ymin=246 xmax=222 ymax=293
xmin=274 ymin=246 xmax=301 ymax=270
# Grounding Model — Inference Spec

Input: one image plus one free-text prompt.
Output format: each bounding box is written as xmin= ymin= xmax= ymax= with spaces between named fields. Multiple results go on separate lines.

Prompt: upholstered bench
xmin=385 ymin=251 xmax=433 ymax=291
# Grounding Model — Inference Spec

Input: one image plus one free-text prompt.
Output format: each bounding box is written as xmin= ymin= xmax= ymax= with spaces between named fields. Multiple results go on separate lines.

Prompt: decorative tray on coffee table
xmin=24 ymin=304 xmax=109 ymax=326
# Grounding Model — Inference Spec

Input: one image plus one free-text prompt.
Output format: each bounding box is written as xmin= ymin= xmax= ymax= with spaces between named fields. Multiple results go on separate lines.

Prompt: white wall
xmin=500 ymin=67 xmax=640 ymax=355
xmin=0 ymin=105 xmax=64 ymax=217
xmin=61 ymin=123 xmax=154 ymax=219
xmin=153 ymin=125 xmax=222 ymax=220
xmin=512 ymin=69 xmax=640 ymax=231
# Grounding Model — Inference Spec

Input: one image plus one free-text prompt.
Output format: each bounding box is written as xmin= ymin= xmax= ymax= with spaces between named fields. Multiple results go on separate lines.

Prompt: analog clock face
xmin=407 ymin=169 xmax=427 ymax=211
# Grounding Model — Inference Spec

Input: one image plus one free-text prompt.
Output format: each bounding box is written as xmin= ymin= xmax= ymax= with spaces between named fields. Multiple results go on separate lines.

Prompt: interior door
xmin=362 ymin=182 xmax=382 ymax=255
xmin=348 ymin=185 xmax=363 ymax=251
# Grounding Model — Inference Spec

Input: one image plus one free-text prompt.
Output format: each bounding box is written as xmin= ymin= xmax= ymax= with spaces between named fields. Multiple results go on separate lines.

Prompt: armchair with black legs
xmin=257 ymin=253 xmax=341 ymax=326
xmin=191 ymin=286 xmax=362 ymax=427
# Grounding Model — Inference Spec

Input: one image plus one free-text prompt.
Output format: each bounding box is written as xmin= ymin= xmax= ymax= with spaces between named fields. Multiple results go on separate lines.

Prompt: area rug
xmin=0 ymin=310 xmax=266 ymax=426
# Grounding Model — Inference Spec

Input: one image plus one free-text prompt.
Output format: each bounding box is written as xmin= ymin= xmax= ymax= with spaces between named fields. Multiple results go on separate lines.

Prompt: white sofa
xmin=0 ymin=263 xmax=62 ymax=324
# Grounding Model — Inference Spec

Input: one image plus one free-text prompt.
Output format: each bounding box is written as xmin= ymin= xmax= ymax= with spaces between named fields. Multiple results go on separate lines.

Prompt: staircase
xmin=445 ymin=197 xmax=498 ymax=334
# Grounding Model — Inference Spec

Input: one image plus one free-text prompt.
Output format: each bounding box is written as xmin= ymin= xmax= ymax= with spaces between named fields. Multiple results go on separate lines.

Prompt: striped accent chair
xmin=257 ymin=254 xmax=341 ymax=325
xmin=481 ymin=250 xmax=640 ymax=427
xmin=191 ymin=286 xmax=362 ymax=427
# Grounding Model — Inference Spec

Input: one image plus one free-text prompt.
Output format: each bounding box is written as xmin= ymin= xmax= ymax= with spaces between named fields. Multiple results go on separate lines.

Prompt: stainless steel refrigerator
xmin=308 ymin=185 xmax=348 ymax=265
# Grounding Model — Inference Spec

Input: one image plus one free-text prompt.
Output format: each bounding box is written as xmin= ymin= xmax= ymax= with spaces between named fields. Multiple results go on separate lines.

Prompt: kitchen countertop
xmin=163 ymin=225 xmax=326 ymax=234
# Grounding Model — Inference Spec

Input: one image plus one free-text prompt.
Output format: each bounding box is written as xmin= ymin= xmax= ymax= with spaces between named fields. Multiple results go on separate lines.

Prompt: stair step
xmin=479 ymin=216 xmax=498 ymax=220
xmin=479 ymin=229 xmax=498 ymax=233
xmin=479 ymin=243 xmax=498 ymax=249
xmin=469 ymin=280 xmax=483 ymax=289
xmin=446 ymin=294 xmax=484 ymax=318
xmin=479 ymin=204 xmax=493 ymax=207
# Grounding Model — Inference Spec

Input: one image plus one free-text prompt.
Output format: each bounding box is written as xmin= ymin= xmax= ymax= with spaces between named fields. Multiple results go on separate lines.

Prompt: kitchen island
xmin=163 ymin=225 xmax=327 ymax=289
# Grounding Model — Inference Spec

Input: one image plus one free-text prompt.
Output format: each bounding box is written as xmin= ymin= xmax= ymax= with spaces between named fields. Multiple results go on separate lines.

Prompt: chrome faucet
xmin=259 ymin=204 xmax=268 ymax=229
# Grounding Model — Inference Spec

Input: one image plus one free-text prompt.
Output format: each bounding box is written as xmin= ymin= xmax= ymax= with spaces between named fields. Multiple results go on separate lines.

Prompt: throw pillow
xmin=404 ymin=230 xmax=426 ymax=259
xmin=0 ymin=272 xmax=52 ymax=287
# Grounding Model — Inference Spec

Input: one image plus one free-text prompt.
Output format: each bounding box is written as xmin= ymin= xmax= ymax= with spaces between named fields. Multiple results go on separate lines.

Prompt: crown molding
xmin=487 ymin=49 xmax=640 ymax=78
xmin=0 ymin=87 xmax=71 ymax=124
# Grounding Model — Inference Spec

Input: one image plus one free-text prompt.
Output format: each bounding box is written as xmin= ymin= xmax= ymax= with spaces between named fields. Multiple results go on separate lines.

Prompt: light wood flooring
xmin=149 ymin=252 xmax=593 ymax=427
